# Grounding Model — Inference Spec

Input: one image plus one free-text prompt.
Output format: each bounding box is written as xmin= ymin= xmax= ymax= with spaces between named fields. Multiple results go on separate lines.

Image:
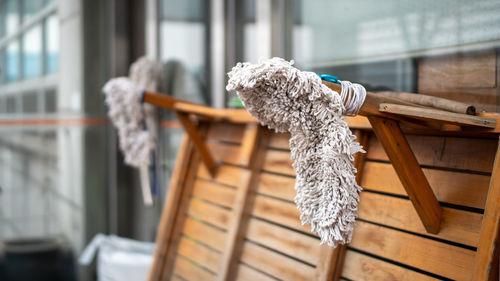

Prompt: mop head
xmin=226 ymin=57 xmax=365 ymax=247
xmin=103 ymin=77 xmax=155 ymax=167
xmin=102 ymin=57 xmax=163 ymax=168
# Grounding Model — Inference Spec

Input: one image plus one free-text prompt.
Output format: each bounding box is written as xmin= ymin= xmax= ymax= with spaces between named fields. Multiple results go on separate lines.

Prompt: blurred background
xmin=0 ymin=0 xmax=499 ymax=280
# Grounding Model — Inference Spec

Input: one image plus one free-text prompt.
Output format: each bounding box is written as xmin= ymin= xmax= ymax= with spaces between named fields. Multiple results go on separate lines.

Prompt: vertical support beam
xmin=176 ymin=112 xmax=218 ymax=177
xmin=148 ymin=135 xmax=196 ymax=281
xmin=472 ymin=137 xmax=500 ymax=281
xmin=316 ymin=130 xmax=369 ymax=281
xmin=218 ymin=124 xmax=268 ymax=281
xmin=368 ymin=117 xmax=442 ymax=234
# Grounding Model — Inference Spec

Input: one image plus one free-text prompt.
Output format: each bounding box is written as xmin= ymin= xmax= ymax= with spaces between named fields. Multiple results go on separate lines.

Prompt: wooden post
xmin=218 ymin=125 xmax=269 ymax=281
xmin=472 ymin=137 xmax=500 ymax=280
xmin=176 ymin=112 xmax=218 ymax=177
xmin=148 ymin=135 xmax=196 ymax=281
xmin=368 ymin=117 xmax=442 ymax=234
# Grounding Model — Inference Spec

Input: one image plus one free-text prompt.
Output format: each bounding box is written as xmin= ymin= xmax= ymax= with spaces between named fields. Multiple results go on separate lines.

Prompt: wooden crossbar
xmin=142 ymin=84 xmax=499 ymax=235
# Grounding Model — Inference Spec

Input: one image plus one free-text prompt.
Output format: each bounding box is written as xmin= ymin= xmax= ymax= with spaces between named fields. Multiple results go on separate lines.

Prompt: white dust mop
xmin=103 ymin=57 xmax=163 ymax=205
xmin=103 ymin=77 xmax=154 ymax=167
xmin=226 ymin=57 xmax=366 ymax=247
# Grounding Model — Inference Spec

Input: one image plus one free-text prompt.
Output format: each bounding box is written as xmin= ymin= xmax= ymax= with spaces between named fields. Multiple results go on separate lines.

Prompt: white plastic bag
xmin=79 ymin=234 xmax=155 ymax=281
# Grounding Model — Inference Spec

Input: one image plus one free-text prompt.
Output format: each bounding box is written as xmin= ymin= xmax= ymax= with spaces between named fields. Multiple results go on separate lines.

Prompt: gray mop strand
xmin=102 ymin=57 xmax=162 ymax=168
xmin=226 ymin=57 xmax=365 ymax=247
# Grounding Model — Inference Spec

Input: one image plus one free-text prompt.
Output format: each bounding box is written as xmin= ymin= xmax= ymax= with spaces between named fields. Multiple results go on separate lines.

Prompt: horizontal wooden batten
xmin=182 ymin=217 xmax=226 ymax=252
xmin=350 ymin=221 xmax=475 ymax=281
xmin=207 ymin=142 xmax=244 ymax=166
xmin=263 ymin=149 xmax=295 ymax=176
xmin=170 ymin=274 xmax=185 ymax=281
xmin=240 ymin=241 xmax=316 ymax=281
xmin=361 ymin=161 xmax=490 ymax=209
xmin=207 ymin=122 xmax=246 ymax=143
xmin=246 ymin=218 xmax=321 ymax=266
xmin=177 ymin=237 xmax=221 ymax=273
xmin=198 ymin=164 xmax=245 ymax=187
xmin=367 ymin=134 xmax=497 ymax=173
xmin=173 ymin=255 xmax=216 ymax=281
xmin=252 ymin=195 xmax=311 ymax=234
xmin=191 ymin=179 xmax=236 ymax=209
xmin=236 ymin=264 xmax=278 ymax=281
xmin=358 ymin=192 xmax=482 ymax=247
xmin=257 ymin=172 xmax=296 ymax=202
xmin=187 ymin=198 xmax=231 ymax=230
xmin=378 ymin=103 xmax=497 ymax=128
xmin=341 ymin=250 xmax=439 ymax=281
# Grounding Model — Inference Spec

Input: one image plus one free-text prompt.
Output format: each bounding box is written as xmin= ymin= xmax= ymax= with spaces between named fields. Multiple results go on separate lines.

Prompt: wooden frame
xmin=145 ymin=85 xmax=500 ymax=281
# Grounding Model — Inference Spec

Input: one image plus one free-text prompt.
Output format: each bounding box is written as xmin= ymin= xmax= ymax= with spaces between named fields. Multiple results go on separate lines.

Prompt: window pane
xmin=22 ymin=0 xmax=44 ymax=23
xmin=5 ymin=96 xmax=17 ymax=113
xmin=23 ymin=24 xmax=42 ymax=79
xmin=5 ymin=0 xmax=19 ymax=36
xmin=159 ymin=0 xmax=208 ymax=105
xmin=22 ymin=92 xmax=38 ymax=113
xmin=294 ymin=0 xmax=500 ymax=66
xmin=242 ymin=0 xmax=257 ymax=63
xmin=161 ymin=0 xmax=205 ymax=21
xmin=45 ymin=14 xmax=58 ymax=73
xmin=44 ymin=88 xmax=56 ymax=113
xmin=6 ymin=40 xmax=20 ymax=82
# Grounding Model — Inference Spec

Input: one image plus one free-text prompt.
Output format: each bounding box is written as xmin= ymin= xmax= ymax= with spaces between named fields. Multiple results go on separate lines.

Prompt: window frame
xmin=0 ymin=0 xmax=58 ymax=117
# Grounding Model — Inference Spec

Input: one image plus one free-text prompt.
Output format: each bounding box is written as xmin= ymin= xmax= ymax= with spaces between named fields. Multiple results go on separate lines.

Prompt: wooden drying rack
xmin=143 ymin=81 xmax=500 ymax=280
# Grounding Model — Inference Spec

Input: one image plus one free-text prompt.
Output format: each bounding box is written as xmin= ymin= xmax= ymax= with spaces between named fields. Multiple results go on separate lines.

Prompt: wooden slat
xmin=207 ymin=122 xmax=246 ymax=143
xmin=341 ymin=250 xmax=439 ymax=281
xmin=240 ymin=242 xmax=316 ymax=281
xmin=148 ymin=135 xmax=196 ymax=281
xmin=198 ymin=164 xmax=244 ymax=187
xmin=350 ymin=221 xmax=475 ymax=281
xmin=171 ymin=274 xmax=186 ymax=281
xmin=361 ymin=161 xmax=490 ymax=209
xmin=367 ymin=134 xmax=497 ymax=173
xmin=268 ymin=133 xmax=291 ymax=150
xmin=236 ymin=264 xmax=277 ymax=281
xmin=379 ymin=103 xmax=496 ymax=128
xmin=192 ymin=179 xmax=236 ymax=208
xmin=182 ymin=217 xmax=226 ymax=252
xmin=173 ymin=255 xmax=216 ymax=281
xmin=176 ymin=112 xmax=218 ymax=176
xmin=187 ymin=198 xmax=231 ymax=230
xmin=358 ymin=192 xmax=482 ymax=247
xmin=219 ymin=125 xmax=266 ymax=281
xmin=252 ymin=195 xmax=311 ymax=234
xmin=246 ymin=218 xmax=321 ymax=265
xmin=258 ymin=172 xmax=295 ymax=201
xmin=345 ymin=116 xmax=371 ymax=129
xmin=369 ymin=117 xmax=442 ymax=233
xmin=178 ymin=237 xmax=221 ymax=273
xmin=207 ymin=142 xmax=242 ymax=166
xmin=472 ymin=138 xmax=500 ymax=280
xmin=262 ymin=149 xmax=295 ymax=176
xmin=174 ymin=103 xmax=257 ymax=123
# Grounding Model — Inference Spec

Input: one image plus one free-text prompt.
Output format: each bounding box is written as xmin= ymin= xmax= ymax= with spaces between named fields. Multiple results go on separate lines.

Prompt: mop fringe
xmin=102 ymin=57 xmax=163 ymax=168
xmin=226 ymin=57 xmax=365 ymax=247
